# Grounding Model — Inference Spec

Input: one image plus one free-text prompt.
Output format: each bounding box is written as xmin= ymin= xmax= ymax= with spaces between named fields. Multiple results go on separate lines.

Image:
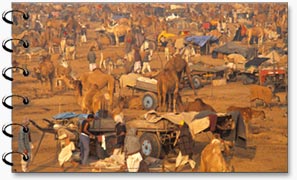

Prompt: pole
xmin=30 ymin=132 xmax=45 ymax=164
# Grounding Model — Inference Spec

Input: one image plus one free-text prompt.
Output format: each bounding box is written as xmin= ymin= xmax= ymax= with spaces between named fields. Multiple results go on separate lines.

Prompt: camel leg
xmin=162 ymin=88 xmax=167 ymax=112
xmin=115 ymin=33 xmax=119 ymax=46
xmin=167 ymin=93 xmax=171 ymax=112
xmin=158 ymin=87 xmax=162 ymax=112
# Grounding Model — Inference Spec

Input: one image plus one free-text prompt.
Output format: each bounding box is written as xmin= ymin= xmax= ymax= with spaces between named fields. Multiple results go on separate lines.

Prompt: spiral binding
xmin=2 ymin=9 xmax=31 ymax=167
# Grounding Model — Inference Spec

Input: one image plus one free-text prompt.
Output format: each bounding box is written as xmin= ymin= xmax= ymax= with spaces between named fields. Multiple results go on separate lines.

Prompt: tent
xmin=212 ymin=42 xmax=257 ymax=60
xmin=185 ymin=36 xmax=219 ymax=55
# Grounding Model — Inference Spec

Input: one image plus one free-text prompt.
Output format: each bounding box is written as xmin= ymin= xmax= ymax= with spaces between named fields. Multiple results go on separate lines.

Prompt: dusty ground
xmin=10 ymin=41 xmax=288 ymax=173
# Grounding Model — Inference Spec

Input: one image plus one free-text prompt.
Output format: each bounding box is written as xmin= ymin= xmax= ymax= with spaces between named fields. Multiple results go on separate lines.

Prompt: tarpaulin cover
xmin=244 ymin=57 xmax=270 ymax=68
xmin=53 ymin=112 xmax=88 ymax=120
xmin=212 ymin=42 xmax=257 ymax=60
xmin=185 ymin=36 xmax=218 ymax=47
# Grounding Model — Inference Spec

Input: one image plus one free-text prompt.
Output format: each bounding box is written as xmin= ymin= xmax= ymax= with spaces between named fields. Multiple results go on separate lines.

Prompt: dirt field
xmin=10 ymin=39 xmax=288 ymax=173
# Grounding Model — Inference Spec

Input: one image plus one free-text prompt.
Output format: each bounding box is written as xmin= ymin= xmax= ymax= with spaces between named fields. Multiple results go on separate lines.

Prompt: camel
xmin=105 ymin=24 xmax=131 ymax=46
xmin=92 ymin=90 xmax=110 ymax=116
xmin=72 ymin=69 xmax=115 ymax=111
xmin=76 ymin=84 xmax=98 ymax=113
xmin=177 ymin=97 xmax=216 ymax=112
xmin=157 ymin=54 xmax=197 ymax=112
xmin=246 ymin=26 xmax=264 ymax=46
xmin=199 ymin=136 xmax=234 ymax=172
xmin=157 ymin=68 xmax=179 ymax=112
xmin=32 ymin=55 xmax=55 ymax=91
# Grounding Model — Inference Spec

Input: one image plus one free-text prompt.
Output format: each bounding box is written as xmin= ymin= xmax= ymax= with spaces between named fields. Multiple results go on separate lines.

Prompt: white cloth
xmin=58 ymin=142 xmax=75 ymax=166
xmin=81 ymin=35 xmax=87 ymax=43
xmin=89 ymin=63 xmax=97 ymax=71
xmin=141 ymin=62 xmax=151 ymax=74
xmin=175 ymin=151 xmax=196 ymax=170
xmin=111 ymin=148 xmax=125 ymax=165
xmin=101 ymin=135 xmax=106 ymax=150
xmin=134 ymin=61 xmax=141 ymax=73
xmin=20 ymin=154 xmax=31 ymax=172
xmin=126 ymin=152 xmax=143 ymax=172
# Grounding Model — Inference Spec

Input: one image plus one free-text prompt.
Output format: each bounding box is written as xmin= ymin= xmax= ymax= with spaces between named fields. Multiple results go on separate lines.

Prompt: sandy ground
xmin=10 ymin=41 xmax=288 ymax=173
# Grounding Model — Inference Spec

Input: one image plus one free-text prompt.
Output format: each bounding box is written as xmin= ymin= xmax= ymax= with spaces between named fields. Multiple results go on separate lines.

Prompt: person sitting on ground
xmin=58 ymin=133 xmax=79 ymax=171
xmin=174 ymin=120 xmax=196 ymax=172
xmin=124 ymin=128 xmax=143 ymax=172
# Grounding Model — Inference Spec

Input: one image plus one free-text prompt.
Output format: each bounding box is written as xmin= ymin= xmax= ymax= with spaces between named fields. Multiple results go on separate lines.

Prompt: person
xmin=174 ymin=120 xmax=196 ymax=172
xmin=79 ymin=114 xmax=95 ymax=165
xmin=140 ymin=39 xmax=152 ymax=74
xmin=133 ymin=46 xmax=142 ymax=73
xmin=96 ymin=38 xmax=105 ymax=69
xmin=87 ymin=46 xmax=97 ymax=71
xmin=124 ymin=29 xmax=134 ymax=61
xmin=18 ymin=117 xmax=33 ymax=172
xmin=165 ymin=42 xmax=175 ymax=61
xmin=111 ymin=112 xmax=126 ymax=165
xmin=58 ymin=133 xmax=79 ymax=171
xmin=124 ymin=128 xmax=143 ymax=172
xmin=80 ymin=25 xmax=87 ymax=44
xmin=181 ymin=43 xmax=195 ymax=63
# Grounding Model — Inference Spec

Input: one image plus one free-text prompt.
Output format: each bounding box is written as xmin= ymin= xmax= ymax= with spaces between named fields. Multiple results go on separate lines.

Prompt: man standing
xmin=140 ymin=39 xmax=152 ymax=74
xmin=87 ymin=46 xmax=97 ymax=71
xmin=18 ymin=117 xmax=33 ymax=172
xmin=79 ymin=114 xmax=95 ymax=166
xmin=175 ymin=120 xmax=196 ymax=172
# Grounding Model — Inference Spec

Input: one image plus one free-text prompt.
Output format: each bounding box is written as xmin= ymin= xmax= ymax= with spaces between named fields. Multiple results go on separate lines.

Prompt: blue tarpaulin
xmin=53 ymin=112 xmax=88 ymax=120
xmin=185 ymin=36 xmax=218 ymax=47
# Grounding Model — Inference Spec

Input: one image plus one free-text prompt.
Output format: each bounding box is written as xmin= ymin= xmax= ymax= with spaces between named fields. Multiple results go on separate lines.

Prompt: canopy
xmin=184 ymin=36 xmax=218 ymax=47
xmin=158 ymin=31 xmax=177 ymax=42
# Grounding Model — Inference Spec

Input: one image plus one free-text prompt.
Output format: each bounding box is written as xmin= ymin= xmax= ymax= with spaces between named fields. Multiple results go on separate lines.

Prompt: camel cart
xmin=186 ymin=64 xmax=228 ymax=89
xmin=127 ymin=77 xmax=159 ymax=111
xmin=125 ymin=110 xmax=246 ymax=159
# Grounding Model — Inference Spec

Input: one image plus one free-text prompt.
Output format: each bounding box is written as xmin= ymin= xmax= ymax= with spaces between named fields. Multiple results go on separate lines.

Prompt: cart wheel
xmin=142 ymin=92 xmax=158 ymax=110
xmin=192 ymin=75 xmax=202 ymax=89
xmin=139 ymin=133 xmax=162 ymax=158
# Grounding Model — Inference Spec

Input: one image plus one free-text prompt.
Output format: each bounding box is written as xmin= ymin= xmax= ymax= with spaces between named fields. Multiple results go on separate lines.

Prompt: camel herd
xmin=11 ymin=2 xmax=288 ymax=172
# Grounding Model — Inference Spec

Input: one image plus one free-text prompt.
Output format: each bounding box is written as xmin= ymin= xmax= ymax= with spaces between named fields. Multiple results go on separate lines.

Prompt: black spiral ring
xmin=2 ymin=152 xmax=29 ymax=166
xmin=2 ymin=123 xmax=29 ymax=138
xmin=2 ymin=9 xmax=31 ymax=167
xmin=2 ymin=95 xmax=30 ymax=110
xmin=2 ymin=38 xmax=30 ymax=53
xmin=2 ymin=67 xmax=30 ymax=81
xmin=2 ymin=10 xmax=29 ymax=25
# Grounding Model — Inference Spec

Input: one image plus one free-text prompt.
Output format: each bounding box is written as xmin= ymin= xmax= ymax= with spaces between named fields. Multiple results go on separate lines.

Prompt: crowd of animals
xmin=11 ymin=3 xmax=288 ymax=172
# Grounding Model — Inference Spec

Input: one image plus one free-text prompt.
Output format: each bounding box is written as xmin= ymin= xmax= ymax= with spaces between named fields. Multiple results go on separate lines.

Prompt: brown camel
xmin=176 ymin=96 xmax=216 ymax=112
xmin=157 ymin=54 xmax=197 ymax=112
xmin=32 ymin=55 xmax=55 ymax=92
xmin=73 ymin=68 xmax=115 ymax=111
xmin=246 ymin=26 xmax=264 ymax=46
xmin=157 ymin=68 xmax=179 ymax=112
xmin=199 ymin=136 xmax=234 ymax=172
xmin=106 ymin=24 xmax=131 ymax=46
